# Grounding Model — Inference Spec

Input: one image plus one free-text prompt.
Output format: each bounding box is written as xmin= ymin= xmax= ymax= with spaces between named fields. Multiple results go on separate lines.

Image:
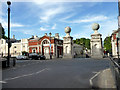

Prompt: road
xmin=2 ymin=58 xmax=110 ymax=88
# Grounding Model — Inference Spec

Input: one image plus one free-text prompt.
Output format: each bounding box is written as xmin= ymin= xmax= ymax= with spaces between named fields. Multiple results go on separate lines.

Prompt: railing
xmin=109 ymin=57 xmax=120 ymax=90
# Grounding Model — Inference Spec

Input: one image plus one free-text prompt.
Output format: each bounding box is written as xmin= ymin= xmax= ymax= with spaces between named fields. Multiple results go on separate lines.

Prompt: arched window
xmin=43 ymin=40 xmax=49 ymax=44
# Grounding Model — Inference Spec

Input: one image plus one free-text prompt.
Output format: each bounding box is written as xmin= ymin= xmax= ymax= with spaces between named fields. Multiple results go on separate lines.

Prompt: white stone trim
xmin=41 ymin=39 xmax=50 ymax=44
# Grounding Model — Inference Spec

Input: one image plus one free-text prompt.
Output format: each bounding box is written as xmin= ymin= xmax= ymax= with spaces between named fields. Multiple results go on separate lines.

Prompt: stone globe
xmin=65 ymin=26 xmax=71 ymax=33
xmin=92 ymin=23 xmax=100 ymax=30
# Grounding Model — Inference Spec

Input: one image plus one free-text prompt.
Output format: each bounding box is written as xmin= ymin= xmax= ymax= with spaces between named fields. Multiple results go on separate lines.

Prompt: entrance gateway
xmin=90 ymin=23 xmax=103 ymax=58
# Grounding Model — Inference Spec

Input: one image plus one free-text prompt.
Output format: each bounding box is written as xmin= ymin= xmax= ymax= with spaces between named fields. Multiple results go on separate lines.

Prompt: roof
xmin=28 ymin=35 xmax=63 ymax=41
xmin=112 ymin=28 xmax=120 ymax=35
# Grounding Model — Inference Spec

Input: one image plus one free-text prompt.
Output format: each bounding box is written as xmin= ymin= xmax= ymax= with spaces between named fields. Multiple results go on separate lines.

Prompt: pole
xmin=7 ymin=7 xmax=10 ymax=67
xmin=118 ymin=0 xmax=120 ymax=28
xmin=50 ymin=36 xmax=51 ymax=59
xmin=117 ymin=38 xmax=119 ymax=61
xmin=49 ymin=32 xmax=52 ymax=59
xmin=7 ymin=1 xmax=11 ymax=67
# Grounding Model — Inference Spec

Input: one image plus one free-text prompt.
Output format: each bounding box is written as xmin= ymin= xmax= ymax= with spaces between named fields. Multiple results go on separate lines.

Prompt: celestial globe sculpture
xmin=65 ymin=26 xmax=71 ymax=37
xmin=92 ymin=23 xmax=100 ymax=34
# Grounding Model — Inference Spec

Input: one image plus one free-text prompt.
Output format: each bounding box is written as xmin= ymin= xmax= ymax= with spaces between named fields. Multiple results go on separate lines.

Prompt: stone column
xmin=63 ymin=26 xmax=73 ymax=58
xmin=90 ymin=23 xmax=103 ymax=58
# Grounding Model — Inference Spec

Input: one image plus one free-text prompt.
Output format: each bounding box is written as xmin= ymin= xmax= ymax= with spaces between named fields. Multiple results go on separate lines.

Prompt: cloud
xmin=39 ymin=6 xmax=65 ymax=23
xmin=72 ymin=16 xmax=118 ymax=40
xmin=12 ymin=29 xmax=36 ymax=35
xmin=99 ymin=18 xmax=118 ymax=39
xmin=40 ymin=27 xmax=48 ymax=31
xmin=2 ymin=0 xmax=118 ymax=2
xmin=51 ymin=24 xmax=56 ymax=30
xmin=0 ymin=18 xmax=24 ymax=28
xmin=62 ymin=15 xmax=108 ymax=24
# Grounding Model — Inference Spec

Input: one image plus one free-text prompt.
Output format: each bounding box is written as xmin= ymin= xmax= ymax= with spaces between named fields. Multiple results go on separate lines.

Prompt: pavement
xmin=90 ymin=68 xmax=116 ymax=89
xmin=2 ymin=58 xmax=113 ymax=88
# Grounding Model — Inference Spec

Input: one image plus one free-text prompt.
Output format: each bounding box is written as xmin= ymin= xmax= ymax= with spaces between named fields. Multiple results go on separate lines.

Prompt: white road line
xmin=89 ymin=71 xmax=101 ymax=87
xmin=4 ymin=68 xmax=49 ymax=81
xmin=92 ymin=72 xmax=98 ymax=74
xmin=0 ymin=81 xmax=7 ymax=83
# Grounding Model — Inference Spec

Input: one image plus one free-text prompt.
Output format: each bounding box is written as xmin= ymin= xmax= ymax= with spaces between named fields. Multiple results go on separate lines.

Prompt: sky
xmin=0 ymin=0 xmax=119 ymax=40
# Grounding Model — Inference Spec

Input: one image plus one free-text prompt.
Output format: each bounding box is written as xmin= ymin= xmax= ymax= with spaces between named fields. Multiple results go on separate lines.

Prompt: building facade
xmin=28 ymin=33 xmax=63 ymax=59
xmin=0 ymin=28 xmax=83 ymax=59
xmin=0 ymin=35 xmax=28 ymax=57
xmin=111 ymin=29 xmax=120 ymax=58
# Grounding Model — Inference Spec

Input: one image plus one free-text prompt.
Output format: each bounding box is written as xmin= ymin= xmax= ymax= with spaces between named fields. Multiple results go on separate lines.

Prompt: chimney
xmin=44 ymin=33 xmax=47 ymax=36
xmin=55 ymin=33 xmax=59 ymax=39
xmin=32 ymin=35 xmax=34 ymax=38
xmin=13 ymin=35 xmax=15 ymax=39
xmin=34 ymin=35 xmax=38 ymax=38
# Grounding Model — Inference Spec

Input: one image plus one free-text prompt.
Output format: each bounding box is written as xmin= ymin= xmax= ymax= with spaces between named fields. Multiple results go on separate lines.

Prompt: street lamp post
xmin=7 ymin=1 xmax=11 ymax=67
xmin=49 ymin=32 xmax=52 ymax=59
xmin=117 ymin=37 xmax=119 ymax=59
xmin=116 ymin=32 xmax=120 ymax=64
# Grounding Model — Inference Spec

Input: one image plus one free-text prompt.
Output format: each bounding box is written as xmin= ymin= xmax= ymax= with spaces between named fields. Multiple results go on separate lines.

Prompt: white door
xmin=44 ymin=47 xmax=49 ymax=55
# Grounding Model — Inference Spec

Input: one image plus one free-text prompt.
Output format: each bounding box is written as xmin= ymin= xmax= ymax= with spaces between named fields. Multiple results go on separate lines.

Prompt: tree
xmin=0 ymin=23 xmax=7 ymax=39
xmin=85 ymin=39 xmax=90 ymax=49
xmin=2 ymin=27 xmax=8 ymax=39
xmin=104 ymin=36 xmax=112 ymax=54
xmin=74 ymin=38 xmax=90 ymax=49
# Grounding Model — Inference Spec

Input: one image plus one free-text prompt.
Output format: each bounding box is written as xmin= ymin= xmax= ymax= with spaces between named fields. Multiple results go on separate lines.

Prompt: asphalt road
xmin=2 ymin=58 xmax=110 ymax=88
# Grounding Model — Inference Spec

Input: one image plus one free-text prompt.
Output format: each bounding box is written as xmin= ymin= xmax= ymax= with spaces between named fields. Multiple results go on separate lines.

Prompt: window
xmin=14 ymin=46 xmax=16 ymax=48
xmin=43 ymin=40 xmax=49 ymax=44
xmin=15 ymin=51 xmax=17 ymax=53
xmin=23 ymin=46 xmax=25 ymax=47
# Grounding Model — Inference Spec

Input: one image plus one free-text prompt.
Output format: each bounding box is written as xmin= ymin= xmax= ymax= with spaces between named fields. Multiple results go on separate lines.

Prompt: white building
xmin=0 ymin=35 xmax=28 ymax=57
xmin=111 ymin=29 xmax=120 ymax=58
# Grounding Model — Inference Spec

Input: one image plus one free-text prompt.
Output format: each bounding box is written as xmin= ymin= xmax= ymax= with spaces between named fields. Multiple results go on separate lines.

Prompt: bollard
xmin=13 ymin=58 xmax=16 ymax=67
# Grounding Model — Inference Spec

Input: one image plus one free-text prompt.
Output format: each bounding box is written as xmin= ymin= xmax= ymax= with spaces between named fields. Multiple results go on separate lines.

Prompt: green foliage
xmin=74 ymin=38 xmax=90 ymax=49
xmin=85 ymin=39 xmax=90 ymax=49
xmin=104 ymin=36 xmax=112 ymax=53
xmin=1 ymin=25 xmax=7 ymax=39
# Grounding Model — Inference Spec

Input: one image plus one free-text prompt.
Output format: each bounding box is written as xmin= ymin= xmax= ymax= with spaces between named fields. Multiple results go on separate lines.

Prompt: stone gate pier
xmin=90 ymin=23 xmax=103 ymax=58
xmin=63 ymin=26 xmax=73 ymax=58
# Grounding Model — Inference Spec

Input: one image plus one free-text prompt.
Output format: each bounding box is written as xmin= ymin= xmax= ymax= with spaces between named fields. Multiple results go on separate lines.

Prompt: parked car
xmin=29 ymin=53 xmax=40 ymax=60
xmin=16 ymin=55 xmax=28 ymax=60
xmin=39 ymin=55 xmax=46 ymax=60
xmin=29 ymin=53 xmax=46 ymax=60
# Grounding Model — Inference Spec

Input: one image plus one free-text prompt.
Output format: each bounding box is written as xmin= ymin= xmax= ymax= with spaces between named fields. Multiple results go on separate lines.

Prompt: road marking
xmin=4 ymin=68 xmax=49 ymax=81
xmin=0 ymin=81 xmax=7 ymax=83
xmin=89 ymin=71 xmax=101 ymax=87
xmin=92 ymin=72 xmax=98 ymax=74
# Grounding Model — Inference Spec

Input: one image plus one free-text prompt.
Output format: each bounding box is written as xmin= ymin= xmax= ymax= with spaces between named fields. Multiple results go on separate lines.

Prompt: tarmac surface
xmin=2 ymin=58 xmax=110 ymax=88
